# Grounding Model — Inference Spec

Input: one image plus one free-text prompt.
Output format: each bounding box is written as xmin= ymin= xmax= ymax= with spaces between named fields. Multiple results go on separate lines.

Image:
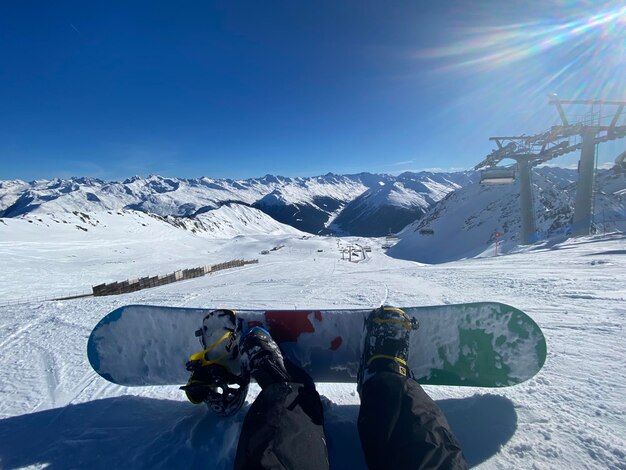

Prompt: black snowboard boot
xmin=357 ymin=306 xmax=418 ymax=394
xmin=240 ymin=326 xmax=292 ymax=389
xmin=181 ymin=309 xmax=249 ymax=416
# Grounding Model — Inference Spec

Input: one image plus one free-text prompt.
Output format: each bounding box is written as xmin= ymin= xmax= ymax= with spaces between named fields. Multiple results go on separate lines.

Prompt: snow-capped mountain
xmin=159 ymin=203 xmax=305 ymax=238
xmin=0 ymin=174 xmax=371 ymax=235
xmin=6 ymin=167 xmax=621 ymax=249
xmin=0 ymin=172 xmax=474 ymax=236
xmin=251 ymin=173 xmax=381 ymax=234
xmin=0 ymin=180 xmax=31 ymax=214
xmin=331 ymin=172 xmax=478 ymax=236
xmin=388 ymin=167 xmax=626 ymax=264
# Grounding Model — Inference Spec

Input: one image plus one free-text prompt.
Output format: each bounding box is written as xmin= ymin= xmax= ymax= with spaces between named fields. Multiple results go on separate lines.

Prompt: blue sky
xmin=1 ymin=0 xmax=624 ymax=181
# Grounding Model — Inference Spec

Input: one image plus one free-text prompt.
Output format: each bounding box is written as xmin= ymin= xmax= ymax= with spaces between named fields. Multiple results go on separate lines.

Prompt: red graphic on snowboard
xmin=258 ymin=311 xmax=343 ymax=351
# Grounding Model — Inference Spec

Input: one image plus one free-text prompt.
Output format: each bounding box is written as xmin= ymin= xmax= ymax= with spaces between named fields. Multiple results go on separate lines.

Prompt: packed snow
xmin=0 ymin=202 xmax=625 ymax=469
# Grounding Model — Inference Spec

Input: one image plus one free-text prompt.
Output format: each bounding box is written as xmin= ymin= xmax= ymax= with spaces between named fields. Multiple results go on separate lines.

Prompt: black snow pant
xmin=358 ymin=372 xmax=467 ymax=470
xmin=234 ymin=371 xmax=467 ymax=470
xmin=233 ymin=381 xmax=329 ymax=470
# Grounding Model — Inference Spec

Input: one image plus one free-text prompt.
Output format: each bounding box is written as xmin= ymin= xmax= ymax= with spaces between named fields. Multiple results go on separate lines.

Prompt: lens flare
xmin=417 ymin=4 xmax=626 ymax=100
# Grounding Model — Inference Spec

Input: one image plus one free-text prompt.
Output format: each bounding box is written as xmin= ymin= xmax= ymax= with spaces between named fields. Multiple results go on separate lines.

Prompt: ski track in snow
xmin=0 ymin=225 xmax=625 ymax=469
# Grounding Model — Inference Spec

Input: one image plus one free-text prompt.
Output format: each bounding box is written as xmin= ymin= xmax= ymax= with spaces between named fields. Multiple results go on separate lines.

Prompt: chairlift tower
xmin=548 ymin=95 xmax=626 ymax=236
xmin=475 ymin=137 xmax=565 ymax=244
xmin=475 ymin=94 xmax=626 ymax=244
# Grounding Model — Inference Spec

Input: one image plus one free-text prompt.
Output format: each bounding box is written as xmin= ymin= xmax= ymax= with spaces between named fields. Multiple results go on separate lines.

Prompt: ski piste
xmin=87 ymin=302 xmax=546 ymax=388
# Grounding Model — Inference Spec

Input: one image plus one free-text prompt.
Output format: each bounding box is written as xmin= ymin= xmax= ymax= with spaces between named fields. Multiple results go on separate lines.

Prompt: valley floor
xmin=0 ymin=226 xmax=624 ymax=469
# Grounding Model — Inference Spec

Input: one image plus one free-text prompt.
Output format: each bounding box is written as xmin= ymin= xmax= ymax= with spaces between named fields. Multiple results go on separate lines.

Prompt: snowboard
xmin=87 ymin=303 xmax=546 ymax=388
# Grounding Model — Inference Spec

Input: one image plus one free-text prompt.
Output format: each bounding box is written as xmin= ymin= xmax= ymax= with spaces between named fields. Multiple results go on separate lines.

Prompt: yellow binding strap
xmin=366 ymin=354 xmax=408 ymax=367
xmin=382 ymin=307 xmax=406 ymax=315
xmin=373 ymin=317 xmax=412 ymax=330
xmin=189 ymin=330 xmax=234 ymax=367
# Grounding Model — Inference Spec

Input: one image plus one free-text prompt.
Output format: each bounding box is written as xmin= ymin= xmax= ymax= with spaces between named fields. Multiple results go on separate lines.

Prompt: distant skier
xmin=185 ymin=307 xmax=468 ymax=469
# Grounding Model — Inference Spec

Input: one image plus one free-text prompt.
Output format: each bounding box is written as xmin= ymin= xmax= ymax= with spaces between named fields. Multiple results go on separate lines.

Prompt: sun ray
xmin=416 ymin=3 xmax=626 ymax=85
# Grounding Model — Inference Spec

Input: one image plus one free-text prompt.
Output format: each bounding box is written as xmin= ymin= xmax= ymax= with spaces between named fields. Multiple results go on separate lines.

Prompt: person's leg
xmin=234 ymin=327 xmax=329 ymax=470
xmin=357 ymin=307 xmax=468 ymax=470
xmin=358 ymin=371 xmax=467 ymax=469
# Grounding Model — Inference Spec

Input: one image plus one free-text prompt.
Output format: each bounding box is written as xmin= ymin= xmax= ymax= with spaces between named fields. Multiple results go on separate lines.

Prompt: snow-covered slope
xmin=0 ymin=179 xmax=32 ymax=213
xmin=595 ymin=169 xmax=626 ymax=233
xmin=0 ymin=216 xmax=624 ymax=469
xmin=167 ymin=203 xmax=305 ymax=238
xmin=388 ymin=167 xmax=626 ymax=264
xmin=0 ymin=205 xmax=302 ymax=297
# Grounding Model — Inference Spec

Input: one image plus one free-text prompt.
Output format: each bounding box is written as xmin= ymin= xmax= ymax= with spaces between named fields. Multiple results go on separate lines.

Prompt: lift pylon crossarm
xmin=478 ymin=123 xmax=626 ymax=171
xmin=474 ymin=94 xmax=626 ymax=242
xmin=475 ymin=142 xmax=519 ymax=170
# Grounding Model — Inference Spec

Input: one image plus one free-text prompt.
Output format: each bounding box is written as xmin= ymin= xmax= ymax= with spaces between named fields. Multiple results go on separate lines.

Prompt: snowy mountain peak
xmin=1 ymin=171 xmax=477 ymax=236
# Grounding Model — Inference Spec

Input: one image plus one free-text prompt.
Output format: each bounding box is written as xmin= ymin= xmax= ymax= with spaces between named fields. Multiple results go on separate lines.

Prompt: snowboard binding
xmin=357 ymin=306 xmax=419 ymax=393
xmin=181 ymin=309 xmax=250 ymax=416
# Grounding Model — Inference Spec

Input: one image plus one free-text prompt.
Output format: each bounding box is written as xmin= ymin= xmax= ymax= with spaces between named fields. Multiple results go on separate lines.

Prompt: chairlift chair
xmin=480 ymin=166 xmax=516 ymax=185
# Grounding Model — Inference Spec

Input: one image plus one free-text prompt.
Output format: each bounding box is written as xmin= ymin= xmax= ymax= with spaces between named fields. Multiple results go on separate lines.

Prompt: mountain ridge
xmin=2 ymin=167 xmax=624 ymax=262
xmin=0 ymin=171 xmax=475 ymax=236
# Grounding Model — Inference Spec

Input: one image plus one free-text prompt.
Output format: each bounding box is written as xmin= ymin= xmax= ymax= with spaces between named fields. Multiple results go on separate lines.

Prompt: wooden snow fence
xmin=92 ymin=259 xmax=258 ymax=296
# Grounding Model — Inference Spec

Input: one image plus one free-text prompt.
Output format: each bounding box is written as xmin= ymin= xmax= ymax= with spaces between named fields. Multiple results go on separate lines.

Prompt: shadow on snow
xmin=0 ymin=393 xmax=516 ymax=469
